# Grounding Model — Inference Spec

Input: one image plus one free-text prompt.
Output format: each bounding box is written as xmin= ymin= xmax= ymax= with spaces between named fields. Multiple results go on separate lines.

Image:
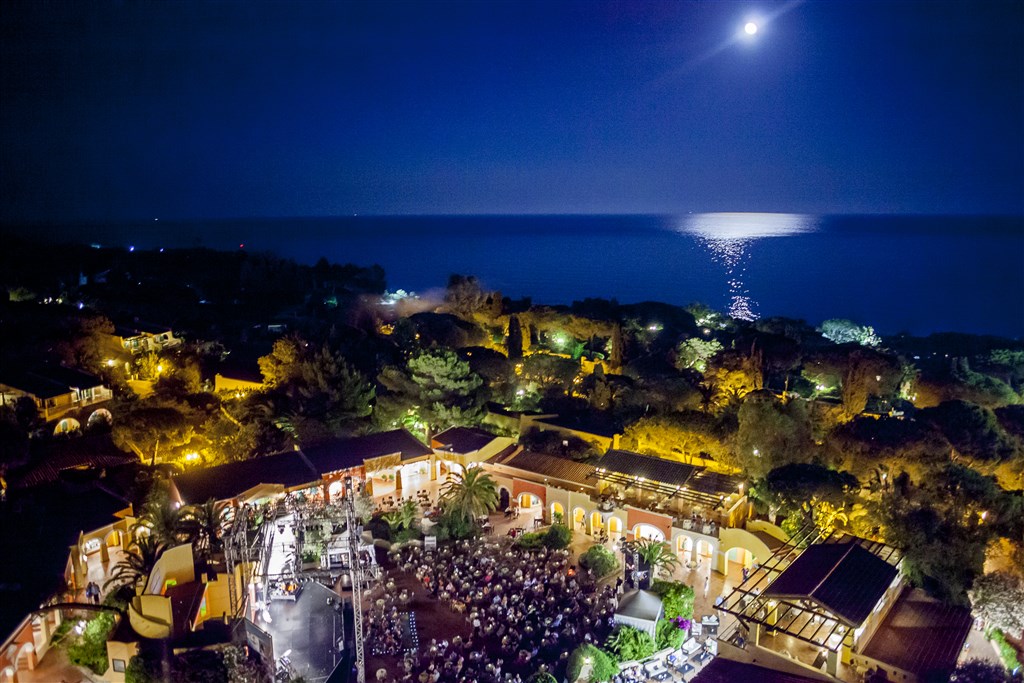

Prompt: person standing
xmin=703 ymin=574 xmax=710 ymax=598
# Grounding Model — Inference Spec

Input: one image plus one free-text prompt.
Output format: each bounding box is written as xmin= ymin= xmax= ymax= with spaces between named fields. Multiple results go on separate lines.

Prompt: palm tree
xmin=105 ymin=534 xmax=164 ymax=592
xmin=439 ymin=467 xmax=499 ymax=523
xmin=180 ymin=499 xmax=233 ymax=558
xmin=133 ymin=497 xmax=186 ymax=548
xmin=634 ymin=537 xmax=680 ymax=578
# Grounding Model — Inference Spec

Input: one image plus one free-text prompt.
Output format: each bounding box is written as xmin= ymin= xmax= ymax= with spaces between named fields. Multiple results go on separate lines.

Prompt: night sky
xmin=1 ymin=0 xmax=1022 ymax=222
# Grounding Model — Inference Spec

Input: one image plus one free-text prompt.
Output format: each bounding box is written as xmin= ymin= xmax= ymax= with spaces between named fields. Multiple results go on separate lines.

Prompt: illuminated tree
xmin=673 ymin=337 xmax=723 ymax=373
xmin=969 ymin=572 xmax=1024 ymax=634
xmin=705 ymin=349 xmax=762 ymax=408
xmin=54 ymin=313 xmax=115 ymax=371
xmin=634 ymin=537 xmax=680 ymax=578
xmin=439 ymin=467 xmax=498 ymax=523
xmin=623 ymin=412 xmax=730 ymax=466
xmin=841 ymin=349 xmax=902 ymax=417
xmin=180 ymin=499 xmax=232 ymax=559
xmin=111 ymin=404 xmax=195 ymax=465
xmin=608 ymin=322 xmax=624 ymax=369
xmin=105 ymin=534 xmax=164 ymax=592
xmin=733 ymin=392 xmax=813 ymax=478
xmin=819 ymin=319 xmax=881 ymax=347
xmin=257 ymin=335 xmax=306 ymax=388
xmin=567 ymin=644 xmax=618 ymax=683
xmin=879 ymin=497 xmax=987 ymax=603
xmin=444 ymin=274 xmax=501 ymax=320
xmin=752 ymin=463 xmax=859 ymax=527
xmin=521 ymin=353 xmax=580 ymax=389
xmin=408 ymin=349 xmax=486 ymax=433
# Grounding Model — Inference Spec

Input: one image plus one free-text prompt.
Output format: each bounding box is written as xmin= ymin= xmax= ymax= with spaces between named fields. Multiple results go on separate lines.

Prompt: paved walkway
xmin=18 ymin=644 xmax=96 ymax=683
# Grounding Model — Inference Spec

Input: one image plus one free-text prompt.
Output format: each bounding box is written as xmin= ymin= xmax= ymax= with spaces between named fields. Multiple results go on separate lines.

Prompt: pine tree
xmin=507 ymin=315 xmax=524 ymax=360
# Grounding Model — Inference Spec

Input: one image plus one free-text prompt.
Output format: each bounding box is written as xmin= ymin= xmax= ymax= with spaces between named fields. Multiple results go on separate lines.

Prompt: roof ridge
xmin=808 ymin=542 xmax=857 ymax=602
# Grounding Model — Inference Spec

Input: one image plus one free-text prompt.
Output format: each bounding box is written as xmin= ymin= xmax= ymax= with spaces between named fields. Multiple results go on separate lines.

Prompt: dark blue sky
xmin=1 ymin=0 xmax=1022 ymax=221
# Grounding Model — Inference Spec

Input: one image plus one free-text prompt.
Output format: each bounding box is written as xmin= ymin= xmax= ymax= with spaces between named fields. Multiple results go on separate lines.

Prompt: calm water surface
xmin=63 ymin=214 xmax=1024 ymax=338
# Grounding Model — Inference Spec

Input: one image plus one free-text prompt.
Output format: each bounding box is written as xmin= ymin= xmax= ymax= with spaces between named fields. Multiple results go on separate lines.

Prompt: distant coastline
xmin=3 ymin=214 xmax=1022 ymax=338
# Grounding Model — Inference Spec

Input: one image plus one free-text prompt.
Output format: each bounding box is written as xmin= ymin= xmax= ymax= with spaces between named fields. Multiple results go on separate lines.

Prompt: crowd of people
xmin=367 ymin=595 xmax=412 ymax=657
xmin=371 ymin=538 xmax=620 ymax=683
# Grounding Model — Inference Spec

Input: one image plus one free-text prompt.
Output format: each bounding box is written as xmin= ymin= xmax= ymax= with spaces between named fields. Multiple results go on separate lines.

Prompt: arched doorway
xmin=608 ymin=517 xmax=623 ymax=542
xmin=696 ymin=539 xmax=714 ymax=565
xmin=633 ymin=524 xmax=665 ymax=542
xmin=518 ymin=493 xmax=539 ymax=510
xmin=436 ymin=459 xmax=449 ymax=480
xmin=104 ymin=529 xmax=123 ymax=549
xmin=572 ymin=508 xmax=586 ymax=533
xmin=677 ymin=535 xmax=694 ymax=562
xmin=590 ymin=512 xmax=604 ymax=536
xmin=14 ymin=643 xmax=34 ymax=672
xmin=724 ymin=546 xmax=753 ymax=577
xmin=550 ymin=502 xmax=565 ymax=524
xmin=54 ymin=418 xmax=80 ymax=435
xmin=499 ymin=488 xmax=511 ymax=511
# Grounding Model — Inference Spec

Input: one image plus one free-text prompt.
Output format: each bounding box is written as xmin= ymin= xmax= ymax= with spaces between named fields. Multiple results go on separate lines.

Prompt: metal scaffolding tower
xmin=343 ymin=477 xmax=367 ymax=683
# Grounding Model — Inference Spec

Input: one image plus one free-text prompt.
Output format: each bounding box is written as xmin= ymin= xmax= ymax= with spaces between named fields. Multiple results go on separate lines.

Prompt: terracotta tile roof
xmin=860 ymin=587 xmax=972 ymax=677
xmin=595 ymin=450 xmax=700 ymax=488
xmin=487 ymin=449 xmax=596 ymax=487
xmin=14 ymin=434 xmax=137 ymax=489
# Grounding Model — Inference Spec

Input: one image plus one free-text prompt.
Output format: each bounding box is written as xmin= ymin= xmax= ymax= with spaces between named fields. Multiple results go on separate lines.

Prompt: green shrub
xmin=392 ymin=527 xmax=422 ymax=544
xmin=125 ymin=653 xmax=161 ymax=683
xmin=655 ymin=618 xmax=686 ymax=650
xmin=437 ymin=509 xmax=478 ymax=540
xmin=650 ymin=579 xmax=695 ymax=620
xmin=605 ymin=625 xmax=656 ymax=662
xmin=988 ymin=628 xmax=1021 ymax=672
xmin=543 ymin=523 xmax=573 ymax=549
xmin=566 ymin=643 xmax=619 ymax=682
xmin=515 ymin=531 xmax=546 ymax=549
xmin=580 ymin=544 xmax=619 ymax=577
xmin=66 ymin=612 xmax=116 ymax=675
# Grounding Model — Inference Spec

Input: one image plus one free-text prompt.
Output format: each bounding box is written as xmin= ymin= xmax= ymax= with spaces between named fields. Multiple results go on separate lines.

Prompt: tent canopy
xmin=614 ymin=589 xmax=664 ymax=636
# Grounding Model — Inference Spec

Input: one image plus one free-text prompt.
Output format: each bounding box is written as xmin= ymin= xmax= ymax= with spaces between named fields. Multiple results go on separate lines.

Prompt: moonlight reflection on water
xmin=681 ymin=213 xmax=818 ymax=321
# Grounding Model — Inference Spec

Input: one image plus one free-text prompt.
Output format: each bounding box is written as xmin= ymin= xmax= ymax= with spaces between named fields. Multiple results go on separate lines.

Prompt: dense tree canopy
xmin=753 ymin=462 xmax=860 ymax=527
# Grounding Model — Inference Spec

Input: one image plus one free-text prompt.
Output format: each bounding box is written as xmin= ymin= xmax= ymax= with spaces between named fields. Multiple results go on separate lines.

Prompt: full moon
xmin=744 ymin=22 xmax=758 ymax=35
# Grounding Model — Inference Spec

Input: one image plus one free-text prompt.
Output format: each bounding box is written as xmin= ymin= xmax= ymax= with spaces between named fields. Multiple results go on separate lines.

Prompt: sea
xmin=50 ymin=213 xmax=1024 ymax=339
